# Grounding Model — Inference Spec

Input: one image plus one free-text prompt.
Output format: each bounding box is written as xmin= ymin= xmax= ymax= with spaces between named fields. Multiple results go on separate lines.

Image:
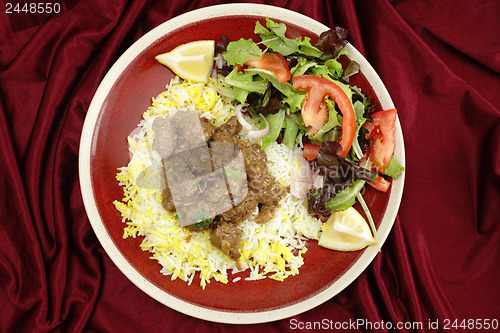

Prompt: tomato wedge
xmin=367 ymin=175 xmax=390 ymax=192
xmin=245 ymin=51 xmax=291 ymax=83
xmin=303 ymin=143 xmax=320 ymax=161
xmin=364 ymin=108 xmax=397 ymax=174
xmin=292 ymin=75 xmax=356 ymax=158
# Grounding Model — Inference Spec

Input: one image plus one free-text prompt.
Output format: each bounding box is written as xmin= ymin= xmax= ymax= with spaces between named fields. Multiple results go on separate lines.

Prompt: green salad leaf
xmin=351 ymin=100 xmax=367 ymax=160
xmin=310 ymin=99 xmax=341 ymax=142
xmin=255 ymin=17 xmax=322 ymax=57
xmin=282 ymin=115 xmax=299 ymax=149
xmin=222 ymin=38 xmax=264 ymax=66
xmin=255 ymin=19 xmax=297 ymax=56
xmin=224 ymin=68 xmax=269 ymax=103
xmin=325 ymin=179 xmax=366 ymax=212
xmin=290 ymin=56 xmax=318 ymax=77
xmin=261 ymin=109 xmax=286 ymax=149
xmin=245 ymin=68 xmax=305 ymax=112
xmin=296 ymin=36 xmax=323 ymax=57
xmin=384 ymin=156 xmax=405 ymax=178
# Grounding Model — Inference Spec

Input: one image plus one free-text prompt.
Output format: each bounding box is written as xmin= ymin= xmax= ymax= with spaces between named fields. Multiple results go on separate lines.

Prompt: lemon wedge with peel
xmin=318 ymin=207 xmax=376 ymax=251
xmin=155 ymin=40 xmax=215 ymax=83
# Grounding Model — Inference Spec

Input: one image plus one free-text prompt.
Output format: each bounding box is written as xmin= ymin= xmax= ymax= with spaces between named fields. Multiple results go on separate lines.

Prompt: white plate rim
xmin=79 ymin=3 xmax=405 ymax=324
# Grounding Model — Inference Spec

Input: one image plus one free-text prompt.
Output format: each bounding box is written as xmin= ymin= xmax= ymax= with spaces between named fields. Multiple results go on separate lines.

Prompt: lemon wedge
xmin=318 ymin=207 xmax=376 ymax=251
xmin=155 ymin=40 xmax=215 ymax=83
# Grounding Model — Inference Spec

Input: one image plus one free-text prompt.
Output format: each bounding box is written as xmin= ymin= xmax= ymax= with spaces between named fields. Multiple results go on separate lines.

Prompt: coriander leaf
xmin=180 ymin=210 xmax=213 ymax=228
xmin=193 ymin=218 xmax=213 ymax=229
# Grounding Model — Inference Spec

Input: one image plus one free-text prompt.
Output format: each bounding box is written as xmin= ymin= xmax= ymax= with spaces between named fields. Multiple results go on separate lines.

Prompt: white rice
xmin=114 ymin=77 xmax=322 ymax=289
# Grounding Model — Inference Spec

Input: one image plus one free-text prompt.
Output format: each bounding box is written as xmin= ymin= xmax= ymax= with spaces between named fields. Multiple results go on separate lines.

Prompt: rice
xmin=113 ymin=77 xmax=322 ymax=289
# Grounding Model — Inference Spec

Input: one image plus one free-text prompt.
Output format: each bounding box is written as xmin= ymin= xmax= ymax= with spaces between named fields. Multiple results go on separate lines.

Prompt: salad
xmin=211 ymin=18 xmax=404 ymax=230
xmin=149 ymin=17 xmax=405 ymax=257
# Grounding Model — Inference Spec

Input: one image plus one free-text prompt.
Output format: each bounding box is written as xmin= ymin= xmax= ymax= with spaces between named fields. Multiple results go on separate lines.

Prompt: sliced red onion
xmin=127 ymin=126 xmax=142 ymax=159
xmin=234 ymin=105 xmax=270 ymax=138
xmin=234 ymin=104 xmax=254 ymax=131
xmin=247 ymin=114 xmax=269 ymax=138
xmin=310 ymin=168 xmax=324 ymax=189
xmin=290 ymin=154 xmax=312 ymax=199
xmin=215 ymin=54 xmax=226 ymax=69
xmin=128 ymin=126 xmax=142 ymax=140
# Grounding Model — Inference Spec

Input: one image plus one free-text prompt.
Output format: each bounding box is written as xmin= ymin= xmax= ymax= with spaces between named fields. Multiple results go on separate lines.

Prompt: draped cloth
xmin=1 ymin=0 xmax=499 ymax=331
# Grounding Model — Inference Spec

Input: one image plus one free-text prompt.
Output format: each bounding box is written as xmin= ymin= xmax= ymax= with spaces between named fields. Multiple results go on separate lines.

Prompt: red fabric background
xmin=1 ymin=0 xmax=499 ymax=332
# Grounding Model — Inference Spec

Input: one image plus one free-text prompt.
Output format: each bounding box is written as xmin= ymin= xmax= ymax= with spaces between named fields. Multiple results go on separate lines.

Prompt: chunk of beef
xmin=210 ymin=141 xmax=240 ymax=170
xmin=219 ymin=195 xmax=257 ymax=224
xmin=210 ymin=221 xmax=241 ymax=259
xmin=200 ymin=117 xmax=216 ymax=141
xmin=237 ymin=140 xmax=286 ymax=219
xmin=211 ymin=116 xmax=241 ymax=143
xmin=165 ymin=145 xmax=212 ymax=179
xmin=161 ymin=186 xmax=176 ymax=212
xmin=152 ymin=111 xmax=208 ymax=160
xmin=152 ymin=117 xmax=178 ymax=159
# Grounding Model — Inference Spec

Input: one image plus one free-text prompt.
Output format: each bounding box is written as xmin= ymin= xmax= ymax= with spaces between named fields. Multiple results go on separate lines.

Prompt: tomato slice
xmin=367 ymin=176 xmax=391 ymax=192
xmin=245 ymin=51 xmax=291 ymax=83
xmin=364 ymin=108 xmax=397 ymax=174
xmin=235 ymin=64 xmax=246 ymax=72
xmin=292 ymin=75 xmax=356 ymax=158
xmin=303 ymin=143 xmax=320 ymax=161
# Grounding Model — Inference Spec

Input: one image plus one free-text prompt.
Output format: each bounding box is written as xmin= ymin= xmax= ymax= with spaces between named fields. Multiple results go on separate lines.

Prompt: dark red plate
xmin=79 ymin=4 xmax=405 ymax=323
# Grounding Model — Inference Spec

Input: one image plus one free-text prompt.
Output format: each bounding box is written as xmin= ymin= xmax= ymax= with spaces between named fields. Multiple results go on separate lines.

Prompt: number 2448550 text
xmin=5 ymin=3 xmax=61 ymax=14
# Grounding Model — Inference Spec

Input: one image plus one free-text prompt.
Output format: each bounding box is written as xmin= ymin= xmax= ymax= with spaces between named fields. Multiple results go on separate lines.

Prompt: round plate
xmin=79 ymin=4 xmax=405 ymax=324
